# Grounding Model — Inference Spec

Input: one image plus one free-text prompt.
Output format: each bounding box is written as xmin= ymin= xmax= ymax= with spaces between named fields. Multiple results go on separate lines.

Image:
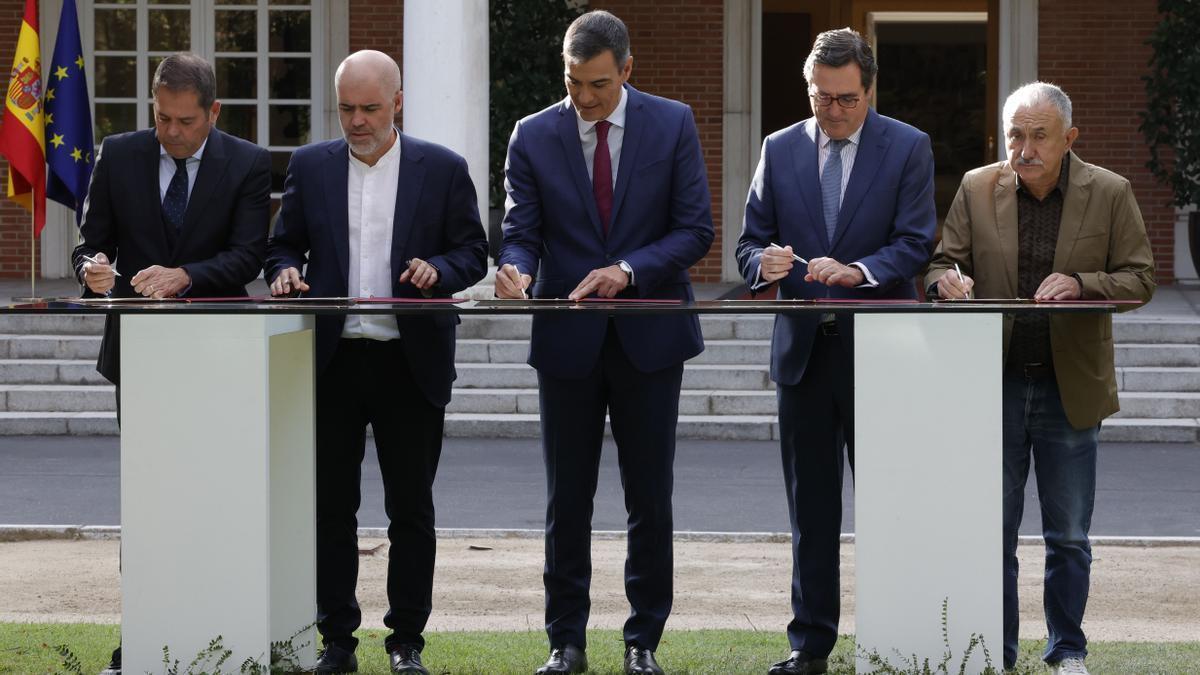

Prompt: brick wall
xmin=1039 ymin=1 xmax=1177 ymax=283
xmin=348 ymin=0 xmax=403 ymax=72
xmin=591 ymin=0 xmax=726 ymax=282
xmin=0 ymin=0 xmax=36 ymax=278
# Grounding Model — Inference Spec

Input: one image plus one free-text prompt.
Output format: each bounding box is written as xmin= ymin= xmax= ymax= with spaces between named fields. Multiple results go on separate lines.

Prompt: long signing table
xmin=2 ymin=297 xmax=1121 ymax=674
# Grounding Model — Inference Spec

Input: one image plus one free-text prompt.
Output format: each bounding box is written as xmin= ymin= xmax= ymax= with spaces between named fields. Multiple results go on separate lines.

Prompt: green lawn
xmin=2 ymin=623 xmax=1197 ymax=674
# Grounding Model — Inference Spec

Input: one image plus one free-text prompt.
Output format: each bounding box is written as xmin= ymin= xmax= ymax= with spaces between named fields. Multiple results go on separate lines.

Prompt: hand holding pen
xmin=936 ymin=263 xmax=974 ymax=300
xmin=495 ymin=263 xmax=532 ymax=299
xmin=80 ymin=253 xmax=118 ymax=295
xmin=760 ymin=242 xmax=806 ymax=283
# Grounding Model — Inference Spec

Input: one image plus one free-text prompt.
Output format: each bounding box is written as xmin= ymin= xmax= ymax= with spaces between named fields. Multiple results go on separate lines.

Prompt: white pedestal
xmin=120 ymin=314 xmax=317 ymax=673
xmin=855 ymin=313 xmax=1003 ymax=674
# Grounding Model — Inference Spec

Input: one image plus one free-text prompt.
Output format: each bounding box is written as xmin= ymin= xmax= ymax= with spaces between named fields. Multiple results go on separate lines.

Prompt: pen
xmin=81 ymin=254 xmax=121 ymax=276
xmin=769 ymin=242 xmax=809 ymax=265
xmin=954 ymin=263 xmax=968 ymax=299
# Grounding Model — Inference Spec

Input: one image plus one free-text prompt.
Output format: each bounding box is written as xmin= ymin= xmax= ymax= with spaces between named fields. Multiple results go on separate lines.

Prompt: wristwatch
xmin=617 ymin=260 xmax=634 ymax=285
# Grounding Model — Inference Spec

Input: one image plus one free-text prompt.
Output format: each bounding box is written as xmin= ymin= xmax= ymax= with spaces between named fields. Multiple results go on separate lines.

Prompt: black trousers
xmin=315 ymin=338 xmax=445 ymax=653
xmin=776 ymin=330 xmax=854 ymax=658
xmin=538 ymin=326 xmax=683 ymax=652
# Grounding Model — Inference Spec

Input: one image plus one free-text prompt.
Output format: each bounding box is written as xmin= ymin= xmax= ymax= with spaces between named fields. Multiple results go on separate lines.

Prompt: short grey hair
xmin=803 ymin=28 xmax=877 ymax=92
xmin=1002 ymin=81 xmax=1073 ymax=129
xmin=563 ymin=10 xmax=630 ymax=70
xmin=152 ymin=53 xmax=217 ymax=109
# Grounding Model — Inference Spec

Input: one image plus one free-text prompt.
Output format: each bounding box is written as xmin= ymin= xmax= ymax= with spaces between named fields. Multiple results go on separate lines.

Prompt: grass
xmin=2 ymin=623 xmax=1198 ymax=674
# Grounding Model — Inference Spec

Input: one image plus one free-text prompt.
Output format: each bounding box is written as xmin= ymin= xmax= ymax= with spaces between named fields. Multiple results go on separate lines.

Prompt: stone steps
xmin=0 ymin=313 xmax=1196 ymax=442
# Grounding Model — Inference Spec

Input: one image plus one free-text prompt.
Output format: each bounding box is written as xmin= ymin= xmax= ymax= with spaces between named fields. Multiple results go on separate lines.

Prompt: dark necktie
xmin=821 ymin=138 xmax=848 ymax=243
xmin=592 ymin=120 xmax=613 ymax=235
xmin=163 ymin=156 xmax=189 ymax=232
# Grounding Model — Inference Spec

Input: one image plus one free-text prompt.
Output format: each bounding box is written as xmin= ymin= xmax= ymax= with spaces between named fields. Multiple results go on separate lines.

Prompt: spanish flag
xmin=0 ymin=0 xmax=46 ymax=235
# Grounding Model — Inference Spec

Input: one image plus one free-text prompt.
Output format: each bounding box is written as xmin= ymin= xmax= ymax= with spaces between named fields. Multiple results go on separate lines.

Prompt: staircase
xmin=1 ymin=312 xmax=1197 ymax=443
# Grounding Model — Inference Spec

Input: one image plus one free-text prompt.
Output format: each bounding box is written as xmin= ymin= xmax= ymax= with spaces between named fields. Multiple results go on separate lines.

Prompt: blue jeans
xmin=1002 ymin=372 xmax=1098 ymax=668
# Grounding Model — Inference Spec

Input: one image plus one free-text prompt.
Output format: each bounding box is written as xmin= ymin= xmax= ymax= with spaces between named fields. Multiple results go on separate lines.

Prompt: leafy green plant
xmin=1140 ymin=0 xmax=1200 ymax=209
xmin=55 ymin=624 xmax=313 ymax=675
xmin=489 ymin=0 xmax=586 ymax=208
xmin=856 ymin=598 xmax=999 ymax=675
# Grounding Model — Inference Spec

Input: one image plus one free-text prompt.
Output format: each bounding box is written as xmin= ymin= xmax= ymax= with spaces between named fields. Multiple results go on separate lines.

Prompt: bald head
xmin=336 ymin=50 xmax=403 ymax=165
xmin=335 ymin=50 xmax=402 ymax=96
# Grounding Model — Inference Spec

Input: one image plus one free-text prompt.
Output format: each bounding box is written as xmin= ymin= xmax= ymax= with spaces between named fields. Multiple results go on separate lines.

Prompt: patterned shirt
xmin=1008 ymin=155 xmax=1071 ymax=370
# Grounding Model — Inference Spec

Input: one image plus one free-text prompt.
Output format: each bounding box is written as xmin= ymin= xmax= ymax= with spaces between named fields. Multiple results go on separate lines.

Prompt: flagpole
xmin=29 ymin=184 xmax=35 ymax=299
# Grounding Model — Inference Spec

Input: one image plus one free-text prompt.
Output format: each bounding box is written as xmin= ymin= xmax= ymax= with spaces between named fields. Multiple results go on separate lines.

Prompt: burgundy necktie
xmin=592 ymin=120 xmax=613 ymax=235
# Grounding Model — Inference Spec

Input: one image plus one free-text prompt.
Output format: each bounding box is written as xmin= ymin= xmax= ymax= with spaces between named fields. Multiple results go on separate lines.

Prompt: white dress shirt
xmin=343 ymin=130 xmax=402 ymax=340
xmin=158 ymin=138 xmax=206 ymax=202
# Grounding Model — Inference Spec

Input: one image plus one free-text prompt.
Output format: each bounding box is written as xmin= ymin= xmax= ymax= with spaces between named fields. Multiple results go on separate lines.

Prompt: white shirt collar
xmin=575 ymin=86 xmax=629 ymax=136
xmin=159 ymin=136 xmax=207 ymax=163
xmin=348 ymin=128 xmax=402 ymax=169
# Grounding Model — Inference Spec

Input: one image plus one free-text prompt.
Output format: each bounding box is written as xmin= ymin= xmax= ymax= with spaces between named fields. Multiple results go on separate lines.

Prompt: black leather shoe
xmin=98 ymin=646 xmax=121 ymax=675
xmin=535 ymin=644 xmax=588 ymax=674
xmin=389 ymin=644 xmax=429 ymax=674
xmin=624 ymin=644 xmax=665 ymax=675
xmin=768 ymin=650 xmax=828 ymax=675
xmin=315 ymin=643 xmax=359 ymax=674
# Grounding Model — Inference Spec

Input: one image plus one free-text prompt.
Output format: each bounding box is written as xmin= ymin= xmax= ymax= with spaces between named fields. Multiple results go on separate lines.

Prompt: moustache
xmin=1015 ymin=157 xmax=1045 ymax=167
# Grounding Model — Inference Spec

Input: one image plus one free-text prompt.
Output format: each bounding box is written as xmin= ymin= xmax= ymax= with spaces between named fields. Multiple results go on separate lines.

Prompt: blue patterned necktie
xmin=163 ymin=157 xmax=189 ymax=232
xmin=821 ymin=138 xmax=848 ymax=243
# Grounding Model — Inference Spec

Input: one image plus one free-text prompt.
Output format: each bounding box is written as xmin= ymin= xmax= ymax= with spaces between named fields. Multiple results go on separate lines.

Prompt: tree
xmin=1140 ymin=0 xmax=1200 ymax=275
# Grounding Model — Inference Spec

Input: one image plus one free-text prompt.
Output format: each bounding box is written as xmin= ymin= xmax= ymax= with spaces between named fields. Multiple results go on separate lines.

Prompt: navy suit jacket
xmin=498 ymin=85 xmax=714 ymax=379
xmin=72 ymin=127 xmax=272 ymax=384
xmin=736 ymin=110 xmax=937 ymax=385
xmin=264 ymin=133 xmax=488 ymax=408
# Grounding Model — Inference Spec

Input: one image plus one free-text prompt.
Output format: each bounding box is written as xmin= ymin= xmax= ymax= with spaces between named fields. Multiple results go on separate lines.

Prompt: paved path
xmin=2 ymin=436 xmax=1197 ymax=538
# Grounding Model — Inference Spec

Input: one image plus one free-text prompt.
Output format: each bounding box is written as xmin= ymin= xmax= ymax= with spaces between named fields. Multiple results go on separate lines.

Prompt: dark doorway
xmin=761 ymin=9 xmax=812 ymax=142
xmin=873 ymin=19 xmax=989 ymax=225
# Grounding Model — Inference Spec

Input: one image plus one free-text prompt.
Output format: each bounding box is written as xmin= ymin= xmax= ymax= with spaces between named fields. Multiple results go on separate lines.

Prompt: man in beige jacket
xmin=925 ymin=81 xmax=1154 ymax=675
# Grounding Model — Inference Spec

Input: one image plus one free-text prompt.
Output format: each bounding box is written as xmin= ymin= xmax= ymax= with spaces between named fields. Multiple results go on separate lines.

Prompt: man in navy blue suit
xmin=736 ymin=29 xmax=937 ymax=675
xmin=496 ymin=10 xmax=714 ymax=675
xmin=265 ymin=50 xmax=487 ymax=675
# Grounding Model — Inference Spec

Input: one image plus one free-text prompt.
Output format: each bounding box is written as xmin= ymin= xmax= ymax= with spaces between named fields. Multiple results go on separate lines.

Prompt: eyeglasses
xmin=810 ymin=92 xmax=862 ymax=109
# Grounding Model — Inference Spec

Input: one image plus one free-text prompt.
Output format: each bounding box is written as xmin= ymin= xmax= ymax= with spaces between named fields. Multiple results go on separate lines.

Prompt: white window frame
xmin=41 ymin=0 xmax=339 ymax=277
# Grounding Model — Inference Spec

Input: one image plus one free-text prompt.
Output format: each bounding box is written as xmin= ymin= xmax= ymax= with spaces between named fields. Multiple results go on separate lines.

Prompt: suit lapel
xmin=139 ymin=131 xmax=171 ymax=258
xmin=787 ymin=119 xmax=826 ymax=254
xmin=390 ymin=133 xmax=425 ymax=288
xmin=557 ymin=100 xmax=604 ymax=239
xmin=1053 ymin=152 xmax=1091 ymax=272
xmin=994 ymin=164 xmax=1020 ymax=296
xmin=174 ymin=128 xmax=229 ymax=259
xmin=831 ymin=110 xmax=889 ymax=251
xmin=608 ymin=85 xmax=644 ymax=233
xmin=323 ymin=143 xmax=351 ymax=283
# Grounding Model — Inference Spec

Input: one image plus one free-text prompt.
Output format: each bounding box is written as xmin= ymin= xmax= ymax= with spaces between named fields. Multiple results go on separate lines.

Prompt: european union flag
xmin=44 ymin=0 xmax=92 ymax=224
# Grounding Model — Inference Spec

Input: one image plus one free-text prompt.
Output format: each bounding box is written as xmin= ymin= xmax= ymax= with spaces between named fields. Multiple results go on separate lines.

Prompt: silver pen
xmin=81 ymin=254 xmax=121 ymax=276
xmin=769 ymin=242 xmax=809 ymax=265
xmin=954 ymin=263 xmax=968 ymax=299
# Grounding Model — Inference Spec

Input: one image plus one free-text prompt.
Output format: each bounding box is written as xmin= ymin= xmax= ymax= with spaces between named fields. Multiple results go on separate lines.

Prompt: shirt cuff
xmin=849 ymin=262 xmax=878 ymax=288
xmin=617 ymin=260 xmax=635 ymax=286
xmin=749 ymin=258 xmax=772 ymax=292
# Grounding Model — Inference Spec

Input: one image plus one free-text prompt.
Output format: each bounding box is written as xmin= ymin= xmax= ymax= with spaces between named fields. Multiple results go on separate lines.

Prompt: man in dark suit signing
xmin=496 ymin=11 xmax=714 ymax=675
xmin=736 ymin=28 xmax=937 ymax=675
xmin=72 ymin=52 xmax=271 ymax=675
xmin=265 ymin=50 xmax=487 ymax=675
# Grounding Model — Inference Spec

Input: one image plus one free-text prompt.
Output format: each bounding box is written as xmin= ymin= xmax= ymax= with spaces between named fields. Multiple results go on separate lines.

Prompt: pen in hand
xmin=954 ymin=263 xmax=968 ymax=299
xmin=81 ymin=254 xmax=121 ymax=276
xmin=769 ymin=242 xmax=809 ymax=265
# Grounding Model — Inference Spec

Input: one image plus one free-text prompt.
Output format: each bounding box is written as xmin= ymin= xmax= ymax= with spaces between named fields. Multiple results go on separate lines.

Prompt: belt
xmin=1010 ymin=362 xmax=1053 ymax=379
